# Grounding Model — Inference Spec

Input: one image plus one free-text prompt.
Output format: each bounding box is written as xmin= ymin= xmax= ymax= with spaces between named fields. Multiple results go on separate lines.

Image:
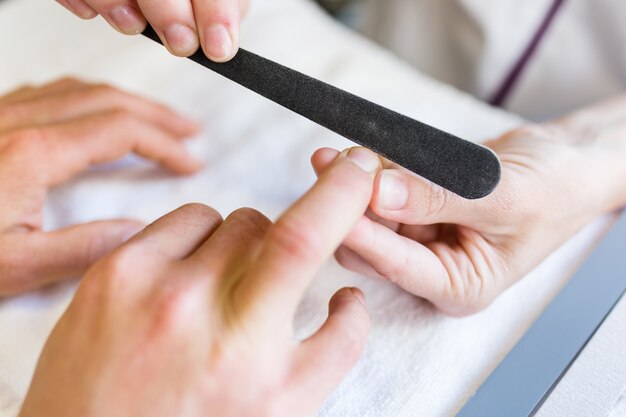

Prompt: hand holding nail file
xmin=142 ymin=25 xmax=501 ymax=199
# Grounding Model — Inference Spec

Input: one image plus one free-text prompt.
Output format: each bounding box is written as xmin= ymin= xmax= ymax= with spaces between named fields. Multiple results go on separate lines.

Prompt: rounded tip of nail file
xmin=141 ymin=26 xmax=501 ymax=200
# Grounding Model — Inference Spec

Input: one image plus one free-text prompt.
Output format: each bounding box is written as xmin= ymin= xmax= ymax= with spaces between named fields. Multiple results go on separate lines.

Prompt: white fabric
xmin=356 ymin=0 xmax=626 ymax=121
xmin=0 ymin=0 xmax=617 ymax=416
xmin=537 ymin=291 xmax=626 ymax=417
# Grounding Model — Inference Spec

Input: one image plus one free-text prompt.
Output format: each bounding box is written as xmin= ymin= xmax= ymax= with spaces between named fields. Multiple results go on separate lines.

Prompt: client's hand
xmin=0 ymin=78 xmax=201 ymax=296
xmin=19 ymin=148 xmax=379 ymax=417
xmin=312 ymin=96 xmax=626 ymax=315
xmin=56 ymin=0 xmax=249 ymax=60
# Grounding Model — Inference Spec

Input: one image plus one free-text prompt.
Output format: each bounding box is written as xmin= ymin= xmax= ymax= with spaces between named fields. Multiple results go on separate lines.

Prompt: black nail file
xmin=141 ymin=26 xmax=501 ymax=199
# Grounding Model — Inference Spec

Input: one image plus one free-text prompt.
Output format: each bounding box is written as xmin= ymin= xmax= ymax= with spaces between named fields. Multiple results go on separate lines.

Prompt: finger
xmin=236 ymin=148 xmax=381 ymax=329
xmin=137 ymin=0 xmax=200 ymax=56
xmin=125 ymin=203 xmax=223 ymax=262
xmin=193 ymin=0 xmax=241 ymax=62
xmin=370 ymin=167 xmax=483 ymax=226
xmin=56 ymin=0 xmax=98 ymax=19
xmin=10 ymin=110 xmax=203 ymax=186
xmin=83 ymin=0 xmax=147 ymax=35
xmin=396 ymin=223 xmax=441 ymax=244
xmin=0 ymin=78 xmax=86 ymax=107
xmin=292 ymin=288 xmax=369 ymax=407
xmin=339 ymin=213 xmax=452 ymax=305
xmin=310 ymin=147 xmax=339 ymax=176
xmin=0 ymin=85 xmax=35 ymax=105
xmin=334 ymin=245 xmax=385 ymax=279
xmin=185 ymin=207 xmax=271 ymax=284
xmin=315 ymin=147 xmax=486 ymax=226
xmin=0 ymin=83 xmax=199 ymax=137
xmin=0 ymin=220 xmax=142 ymax=296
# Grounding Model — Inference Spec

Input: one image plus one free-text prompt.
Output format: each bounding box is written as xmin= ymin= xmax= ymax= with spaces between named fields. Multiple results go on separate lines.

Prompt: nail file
xmin=141 ymin=26 xmax=501 ymax=199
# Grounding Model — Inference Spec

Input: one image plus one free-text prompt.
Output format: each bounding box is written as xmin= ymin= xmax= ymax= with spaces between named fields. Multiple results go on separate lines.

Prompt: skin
xmin=0 ymin=78 xmax=203 ymax=296
xmin=55 ymin=0 xmax=249 ymax=61
xmin=19 ymin=148 xmax=381 ymax=417
xmin=311 ymin=95 xmax=626 ymax=316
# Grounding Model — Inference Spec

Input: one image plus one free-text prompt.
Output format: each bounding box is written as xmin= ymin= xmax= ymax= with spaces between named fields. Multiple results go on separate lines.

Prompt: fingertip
xmin=348 ymin=287 xmax=366 ymax=306
xmin=177 ymin=155 xmax=205 ymax=175
xmin=160 ymin=109 xmax=202 ymax=138
xmin=179 ymin=119 xmax=202 ymax=137
xmin=344 ymin=147 xmax=381 ymax=174
xmin=330 ymin=287 xmax=369 ymax=318
xmin=311 ymin=147 xmax=339 ymax=175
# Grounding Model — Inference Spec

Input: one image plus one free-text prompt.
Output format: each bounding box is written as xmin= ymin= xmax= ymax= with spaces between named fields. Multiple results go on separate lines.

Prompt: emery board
xmin=141 ymin=26 xmax=501 ymax=200
xmin=457 ymin=211 xmax=626 ymax=417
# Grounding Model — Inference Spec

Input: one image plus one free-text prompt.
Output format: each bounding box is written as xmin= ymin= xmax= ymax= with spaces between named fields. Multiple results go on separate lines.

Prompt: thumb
xmin=0 ymin=220 xmax=144 ymax=296
xmin=370 ymin=168 xmax=481 ymax=225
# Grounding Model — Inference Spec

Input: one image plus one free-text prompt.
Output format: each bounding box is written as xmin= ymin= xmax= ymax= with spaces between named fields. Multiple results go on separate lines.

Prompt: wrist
xmin=586 ymin=139 xmax=626 ymax=213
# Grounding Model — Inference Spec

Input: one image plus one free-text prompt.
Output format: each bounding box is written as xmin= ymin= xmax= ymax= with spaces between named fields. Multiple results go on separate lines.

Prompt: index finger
xmin=235 ymin=148 xmax=381 ymax=328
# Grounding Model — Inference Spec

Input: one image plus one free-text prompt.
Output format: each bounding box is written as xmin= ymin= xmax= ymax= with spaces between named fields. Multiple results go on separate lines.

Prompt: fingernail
xmin=164 ymin=24 xmax=199 ymax=56
xmin=204 ymin=24 xmax=233 ymax=61
xmin=379 ymin=170 xmax=409 ymax=210
xmin=110 ymin=5 xmax=145 ymax=35
xmin=349 ymin=288 xmax=367 ymax=306
xmin=346 ymin=148 xmax=380 ymax=173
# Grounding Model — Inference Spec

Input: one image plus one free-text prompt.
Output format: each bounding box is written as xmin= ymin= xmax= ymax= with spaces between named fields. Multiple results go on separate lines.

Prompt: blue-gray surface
xmin=457 ymin=212 xmax=626 ymax=417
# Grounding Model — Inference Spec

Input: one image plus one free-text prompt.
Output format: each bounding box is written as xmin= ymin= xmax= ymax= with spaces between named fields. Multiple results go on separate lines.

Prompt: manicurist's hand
xmin=0 ymin=78 xmax=202 ymax=296
xmin=312 ymin=96 xmax=626 ymax=316
xmin=19 ymin=148 xmax=380 ymax=417
xmin=56 ymin=0 xmax=249 ymax=60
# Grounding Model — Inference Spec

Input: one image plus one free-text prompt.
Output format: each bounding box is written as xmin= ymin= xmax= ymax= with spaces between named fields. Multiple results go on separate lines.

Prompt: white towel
xmin=0 ymin=0 xmax=615 ymax=416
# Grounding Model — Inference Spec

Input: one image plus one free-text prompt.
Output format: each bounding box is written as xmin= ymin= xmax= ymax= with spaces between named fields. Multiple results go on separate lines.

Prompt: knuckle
xmin=0 ymin=102 xmax=21 ymax=123
xmin=269 ymin=216 xmax=322 ymax=264
xmin=91 ymin=83 xmax=122 ymax=99
xmin=97 ymin=245 xmax=144 ymax=292
xmin=228 ymin=207 xmax=272 ymax=233
xmin=435 ymin=253 xmax=496 ymax=317
xmin=54 ymin=77 xmax=83 ymax=89
xmin=4 ymin=128 xmax=48 ymax=156
xmin=78 ymin=244 xmax=149 ymax=305
xmin=423 ymin=182 xmax=449 ymax=220
xmin=104 ymin=107 xmax=135 ymax=125
xmin=151 ymin=285 xmax=197 ymax=336
xmin=179 ymin=203 xmax=222 ymax=222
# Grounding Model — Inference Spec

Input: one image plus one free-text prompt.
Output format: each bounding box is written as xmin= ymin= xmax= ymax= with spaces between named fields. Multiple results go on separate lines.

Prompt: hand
xmin=0 ymin=78 xmax=202 ymax=296
xmin=18 ymin=148 xmax=381 ymax=417
xmin=56 ymin=0 xmax=249 ymax=61
xmin=311 ymin=96 xmax=626 ymax=316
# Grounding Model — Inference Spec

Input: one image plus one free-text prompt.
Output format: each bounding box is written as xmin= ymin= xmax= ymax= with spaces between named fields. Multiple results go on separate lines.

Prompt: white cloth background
xmin=0 ymin=0 xmax=619 ymax=416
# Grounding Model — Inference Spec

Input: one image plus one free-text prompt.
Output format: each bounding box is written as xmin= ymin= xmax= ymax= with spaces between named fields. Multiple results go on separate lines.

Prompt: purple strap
xmin=489 ymin=0 xmax=566 ymax=107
